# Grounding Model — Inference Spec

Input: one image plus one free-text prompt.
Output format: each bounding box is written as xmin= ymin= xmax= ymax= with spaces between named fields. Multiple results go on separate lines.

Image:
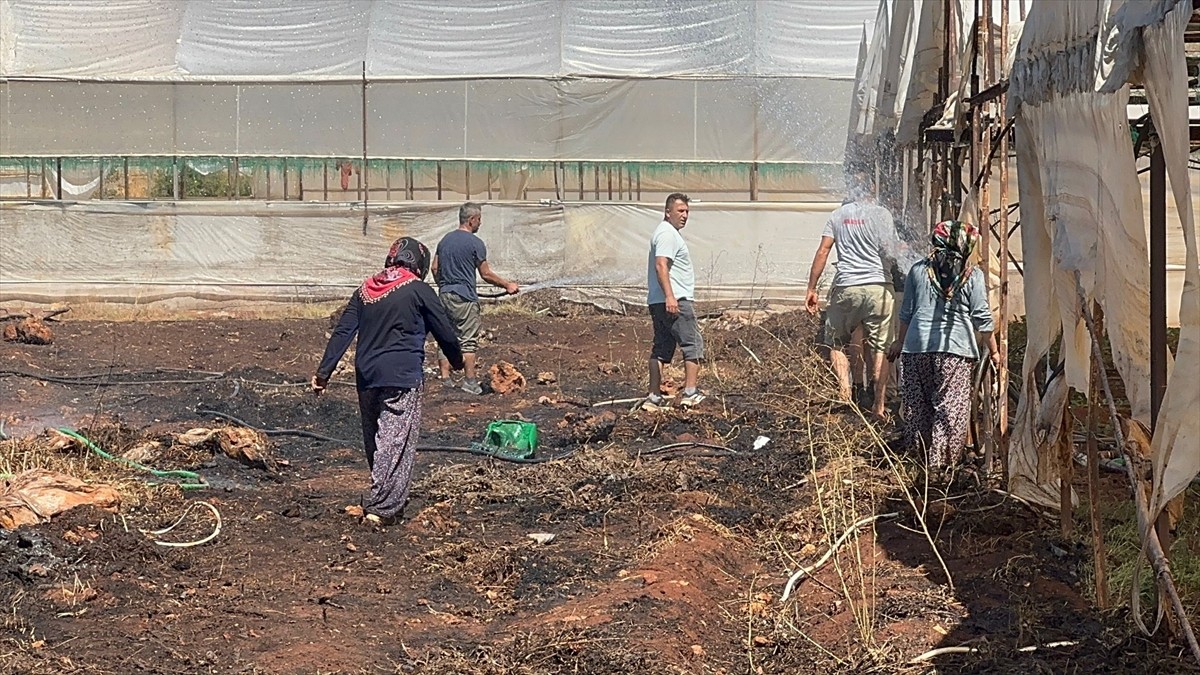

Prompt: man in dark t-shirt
xmin=432 ymin=202 xmax=519 ymax=394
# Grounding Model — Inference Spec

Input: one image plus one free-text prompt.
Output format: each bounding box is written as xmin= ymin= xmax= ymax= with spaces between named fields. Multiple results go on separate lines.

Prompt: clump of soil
xmin=489 ymin=360 xmax=527 ymax=395
xmin=2 ymin=317 xmax=53 ymax=345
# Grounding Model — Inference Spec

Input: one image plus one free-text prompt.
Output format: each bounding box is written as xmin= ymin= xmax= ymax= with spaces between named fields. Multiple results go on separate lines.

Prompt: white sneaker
xmin=640 ymin=394 xmax=669 ymax=411
xmin=678 ymin=391 xmax=706 ymax=408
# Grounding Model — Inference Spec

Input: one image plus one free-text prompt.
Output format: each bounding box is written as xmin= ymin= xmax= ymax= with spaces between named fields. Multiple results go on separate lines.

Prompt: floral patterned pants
xmin=357 ymin=384 xmax=423 ymax=519
xmin=900 ymin=352 xmax=974 ymax=468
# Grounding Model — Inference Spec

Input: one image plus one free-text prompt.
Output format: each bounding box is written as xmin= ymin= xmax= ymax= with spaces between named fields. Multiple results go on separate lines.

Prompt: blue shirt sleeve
xmin=967 ymin=268 xmax=995 ymax=332
xmin=476 ymin=237 xmax=488 ymax=266
xmin=316 ymin=290 xmax=361 ymax=379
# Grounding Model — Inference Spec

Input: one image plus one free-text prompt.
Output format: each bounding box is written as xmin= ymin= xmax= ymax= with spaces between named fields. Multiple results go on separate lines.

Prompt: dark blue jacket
xmin=317 ymin=280 xmax=463 ymax=390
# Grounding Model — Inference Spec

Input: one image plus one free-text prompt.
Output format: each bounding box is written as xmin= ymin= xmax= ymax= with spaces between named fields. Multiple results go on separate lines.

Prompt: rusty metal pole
xmin=1087 ymin=302 xmax=1110 ymax=608
xmin=997 ymin=0 xmax=1012 ymax=477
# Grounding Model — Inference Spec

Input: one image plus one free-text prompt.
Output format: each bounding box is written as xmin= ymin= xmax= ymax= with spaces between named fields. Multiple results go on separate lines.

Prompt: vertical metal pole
xmin=593 ymin=165 xmax=600 ymax=200
xmin=487 ymin=166 xmax=492 ymax=200
xmin=171 ymin=157 xmax=179 ymax=200
xmin=232 ymin=158 xmax=239 ymax=200
xmin=266 ymin=164 xmax=271 ymax=200
xmin=750 ymin=163 xmax=759 ymax=201
xmin=282 ymin=158 xmax=289 ymax=200
xmin=1148 ymin=133 xmax=1176 ymax=622
xmin=607 ymin=166 xmax=613 ymax=200
xmin=554 ymin=161 xmax=562 ymax=200
xmin=98 ymin=160 xmax=105 ymax=200
xmin=437 ymin=161 xmax=443 ymax=200
xmin=577 ymin=162 xmax=584 ymax=200
xmin=40 ymin=159 xmax=46 ymax=199
xmin=405 ymin=159 xmax=414 ymax=200
xmin=123 ymin=157 xmax=130 ymax=198
xmin=465 ymin=164 xmax=471 ymax=199
xmin=323 ymin=160 xmax=329 ymax=201
xmin=362 ymin=61 xmax=369 ymax=234
xmin=979 ymin=0 xmax=996 ymax=470
xmin=1087 ymin=307 xmax=1110 ymax=608
xmin=997 ymin=0 xmax=1011 ymax=476
xmin=25 ymin=161 xmax=31 ymax=198
xmin=386 ymin=160 xmax=392 ymax=201
xmin=636 ymin=165 xmax=641 ymax=201
xmin=297 ymin=161 xmax=304 ymax=201
xmin=1150 ymin=137 xmax=1167 ymax=427
xmin=56 ymin=158 xmax=63 ymax=200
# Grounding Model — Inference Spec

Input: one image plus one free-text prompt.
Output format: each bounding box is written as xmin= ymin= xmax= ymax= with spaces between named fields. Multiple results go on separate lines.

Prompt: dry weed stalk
xmin=719 ymin=312 xmax=956 ymax=667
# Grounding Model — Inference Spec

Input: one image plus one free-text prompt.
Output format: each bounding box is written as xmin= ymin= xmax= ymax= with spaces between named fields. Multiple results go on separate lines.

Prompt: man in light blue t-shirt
xmin=643 ymin=192 xmax=705 ymax=410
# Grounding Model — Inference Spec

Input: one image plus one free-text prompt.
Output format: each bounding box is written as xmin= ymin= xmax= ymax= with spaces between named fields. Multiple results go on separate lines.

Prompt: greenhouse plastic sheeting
xmin=1115 ymin=2 xmax=1200 ymax=529
xmin=0 ymin=78 xmax=855 ymax=163
xmin=1007 ymin=0 xmax=1155 ymax=509
xmin=0 ymin=1 xmax=874 ymax=164
xmin=1 ymin=1 xmax=876 ymax=79
xmin=0 ymin=200 xmax=838 ymax=307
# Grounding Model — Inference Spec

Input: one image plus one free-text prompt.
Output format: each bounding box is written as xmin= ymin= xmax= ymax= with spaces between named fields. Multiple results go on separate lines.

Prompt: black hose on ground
xmin=196 ymin=409 xmax=353 ymax=445
xmin=1 ymin=368 xmax=226 ymax=387
xmin=194 ymin=408 xmax=577 ymax=464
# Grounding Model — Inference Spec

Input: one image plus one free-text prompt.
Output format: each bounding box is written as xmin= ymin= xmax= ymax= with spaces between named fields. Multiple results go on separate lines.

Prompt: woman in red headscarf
xmin=313 ymin=237 xmax=463 ymax=526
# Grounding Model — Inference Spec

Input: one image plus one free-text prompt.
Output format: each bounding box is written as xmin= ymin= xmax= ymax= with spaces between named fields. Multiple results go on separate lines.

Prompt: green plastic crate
xmin=480 ymin=420 xmax=538 ymax=460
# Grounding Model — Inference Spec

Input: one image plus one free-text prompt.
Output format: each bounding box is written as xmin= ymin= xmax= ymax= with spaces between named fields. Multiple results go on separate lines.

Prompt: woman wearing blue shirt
xmin=886 ymin=220 xmax=999 ymax=470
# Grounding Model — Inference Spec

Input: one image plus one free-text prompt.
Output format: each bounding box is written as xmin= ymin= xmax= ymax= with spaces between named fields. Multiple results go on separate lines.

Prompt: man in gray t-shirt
xmin=432 ymin=202 xmax=519 ymax=394
xmin=805 ymin=181 xmax=899 ymax=419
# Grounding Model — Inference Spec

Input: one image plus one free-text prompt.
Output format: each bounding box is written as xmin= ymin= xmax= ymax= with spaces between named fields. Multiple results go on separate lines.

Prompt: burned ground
xmin=0 ymin=305 xmax=1195 ymax=674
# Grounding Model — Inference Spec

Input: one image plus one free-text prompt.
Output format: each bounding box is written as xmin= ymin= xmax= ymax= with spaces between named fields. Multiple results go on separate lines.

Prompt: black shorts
xmin=648 ymin=299 xmax=705 ymax=363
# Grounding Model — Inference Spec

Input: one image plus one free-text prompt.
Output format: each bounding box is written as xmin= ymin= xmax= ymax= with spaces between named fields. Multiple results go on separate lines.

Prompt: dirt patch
xmin=1 ymin=312 xmax=1197 ymax=674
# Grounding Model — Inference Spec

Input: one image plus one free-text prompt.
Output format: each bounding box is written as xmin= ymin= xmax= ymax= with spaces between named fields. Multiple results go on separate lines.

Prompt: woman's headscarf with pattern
xmin=926 ymin=220 xmax=978 ymax=301
xmin=361 ymin=237 xmax=430 ymax=302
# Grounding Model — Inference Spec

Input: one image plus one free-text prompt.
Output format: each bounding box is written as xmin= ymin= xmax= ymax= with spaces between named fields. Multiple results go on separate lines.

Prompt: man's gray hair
xmin=459 ymin=202 xmax=482 ymax=225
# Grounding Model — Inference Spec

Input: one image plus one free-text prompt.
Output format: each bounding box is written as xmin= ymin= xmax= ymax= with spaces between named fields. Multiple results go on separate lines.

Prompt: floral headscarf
xmin=926 ymin=219 xmax=978 ymax=301
xmin=361 ymin=237 xmax=430 ymax=303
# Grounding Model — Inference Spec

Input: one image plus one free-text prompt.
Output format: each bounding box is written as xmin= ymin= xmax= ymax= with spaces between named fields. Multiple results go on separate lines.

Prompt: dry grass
xmin=404 ymin=626 xmax=680 ymax=675
xmin=701 ymin=309 xmax=956 ymax=670
xmin=0 ymin=425 xmax=188 ymax=515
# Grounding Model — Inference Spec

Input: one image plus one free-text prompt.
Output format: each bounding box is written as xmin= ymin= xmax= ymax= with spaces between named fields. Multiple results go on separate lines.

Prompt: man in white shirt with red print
xmin=805 ymin=177 xmax=898 ymax=420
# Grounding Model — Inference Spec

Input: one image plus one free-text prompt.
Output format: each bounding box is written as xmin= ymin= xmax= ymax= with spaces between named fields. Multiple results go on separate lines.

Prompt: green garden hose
xmin=55 ymin=428 xmax=208 ymax=490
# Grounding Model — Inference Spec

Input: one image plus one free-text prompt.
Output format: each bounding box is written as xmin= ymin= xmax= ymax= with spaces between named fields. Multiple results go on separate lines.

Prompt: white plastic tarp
xmin=1 ymin=1 xmax=878 ymax=80
xmin=0 ymin=76 xmax=858 ymax=163
xmin=0 ymin=200 xmax=837 ymax=307
xmin=1100 ymin=1 xmax=1200 ymax=527
xmin=0 ymin=1 xmax=877 ymax=166
xmin=850 ymin=0 xmax=891 ymax=138
xmin=1007 ymin=0 xmax=1155 ymax=508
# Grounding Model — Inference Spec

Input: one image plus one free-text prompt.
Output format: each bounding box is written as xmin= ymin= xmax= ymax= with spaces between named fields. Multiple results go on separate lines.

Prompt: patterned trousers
xmin=357 ymin=385 xmax=423 ymax=519
xmin=900 ymin=352 xmax=974 ymax=468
